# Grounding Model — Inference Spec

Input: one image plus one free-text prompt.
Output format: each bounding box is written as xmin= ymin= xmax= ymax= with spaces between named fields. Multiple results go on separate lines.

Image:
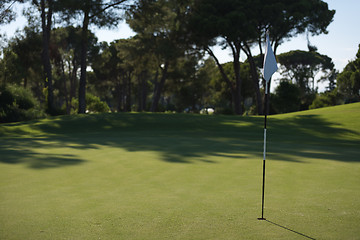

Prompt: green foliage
xmin=86 ymin=93 xmax=110 ymax=113
xmin=309 ymin=89 xmax=342 ymax=109
xmin=64 ymin=98 xmax=81 ymax=115
xmin=1 ymin=27 xmax=43 ymax=88
xmin=0 ymin=0 xmax=339 ymax=116
xmin=0 ymin=0 xmax=17 ymax=25
xmin=127 ymin=0 xmax=192 ymax=112
xmin=91 ymin=39 xmax=137 ymax=112
xmin=67 ymin=94 xmax=110 ymax=114
xmin=207 ymin=61 xmax=255 ymax=115
xmin=188 ymin=0 xmax=257 ymax=45
xmin=337 ymin=44 xmax=360 ymax=103
xmin=276 ymin=50 xmax=335 ymax=111
xmin=170 ymin=55 xmax=212 ymax=113
xmin=187 ymin=0 xmax=334 ymax=115
xmin=51 ymin=26 xmax=100 ymax=114
xmin=271 ymin=81 xmax=301 ymax=114
xmin=0 ymin=84 xmax=46 ymax=123
xmin=277 ymin=50 xmax=334 ymax=91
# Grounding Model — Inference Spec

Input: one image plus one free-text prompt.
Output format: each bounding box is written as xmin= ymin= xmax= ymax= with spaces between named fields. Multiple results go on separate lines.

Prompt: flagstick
xmin=258 ymin=80 xmax=269 ymax=220
xmin=259 ymin=31 xmax=277 ymax=220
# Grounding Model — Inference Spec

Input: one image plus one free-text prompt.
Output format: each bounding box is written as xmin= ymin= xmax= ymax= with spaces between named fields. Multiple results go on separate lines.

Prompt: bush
xmin=0 ymin=84 xmax=46 ymax=123
xmin=86 ymin=94 xmax=110 ymax=113
xmin=309 ymin=89 xmax=342 ymax=109
xmin=67 ymin=94 xmax=110 ymax=114
xmin=65 ymin=95 xmax=110 ymax=114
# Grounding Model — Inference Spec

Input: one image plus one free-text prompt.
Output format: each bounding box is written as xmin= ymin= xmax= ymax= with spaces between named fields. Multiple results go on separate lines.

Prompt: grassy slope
xmin=0 ymin=103 xmax=359 ymax=240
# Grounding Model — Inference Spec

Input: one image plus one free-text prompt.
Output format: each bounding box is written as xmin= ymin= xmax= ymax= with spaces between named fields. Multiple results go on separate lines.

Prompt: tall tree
xmin=277 ymin=50 xmax=334 ymax=109
xmin=337 ymin=44 xmax=360 ymax=103
xmin=3 ymin=27 xmax=42 ymax=88
xmin=208 ymin=61 xmax=255 ymax=114
xmin=188 ymin=0 xmax=334 ymax=114
xmin=188 ymin=0 xmax=257 ymax=115
xmin=240 ymin=0 xmax=335 ymax=114
xmin=92 ymin=39 xmax=135 ymax=112
xmin=92 ymin=37 xmax=156 ymax=112
xmin=127 ymin=0 xmax=191 ymax=112
xmin=277 ymin=50 xmax=334 ymax=91
xmin=165 ymin=52 xmax=209 ymax=113
xmin=51 ymin=27 xmax=99 ymax=114
xmin=40 ymin=0 xmax=54 ymax=113
xmin=60 ymin=0 xmax=128 ymax=113
xmin=26 ymin=0 xmax=56 ymax=113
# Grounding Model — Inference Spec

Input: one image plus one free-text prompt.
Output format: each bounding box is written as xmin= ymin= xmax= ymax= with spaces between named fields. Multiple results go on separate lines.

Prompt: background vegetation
xmin=0 ymin=0 xmax=359 ymax=123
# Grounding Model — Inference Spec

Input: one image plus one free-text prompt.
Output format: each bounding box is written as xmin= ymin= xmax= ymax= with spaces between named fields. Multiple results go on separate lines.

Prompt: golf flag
xmin=259 ymin=32 xmax=277 ymax=220
xmin=262 ymin=34 xmax=278 ymax=82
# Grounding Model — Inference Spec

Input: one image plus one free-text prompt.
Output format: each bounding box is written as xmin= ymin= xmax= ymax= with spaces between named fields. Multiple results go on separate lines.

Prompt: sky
xmin=1 ymin=0 xmax=359 ymax=91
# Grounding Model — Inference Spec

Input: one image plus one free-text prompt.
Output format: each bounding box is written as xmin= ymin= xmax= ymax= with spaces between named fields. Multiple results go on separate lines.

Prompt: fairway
xmin=1 ymin=103 xmax=359 ymax=239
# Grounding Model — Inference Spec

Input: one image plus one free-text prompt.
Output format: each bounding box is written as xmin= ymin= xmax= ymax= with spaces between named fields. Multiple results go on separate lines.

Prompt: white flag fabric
xmin=262 ymin=34 xmax=278 ymax=82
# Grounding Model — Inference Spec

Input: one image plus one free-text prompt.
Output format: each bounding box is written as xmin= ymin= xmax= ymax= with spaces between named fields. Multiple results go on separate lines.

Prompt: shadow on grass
xmin=0 ymin=139 xmax=85 ymax=169
xmin=268 ymin=114 xmax=359 ymax=163
xmin=264 ymin=219 xmax=316 ymax=240
xmin=0 ymin=112 xmax=359 ymax=168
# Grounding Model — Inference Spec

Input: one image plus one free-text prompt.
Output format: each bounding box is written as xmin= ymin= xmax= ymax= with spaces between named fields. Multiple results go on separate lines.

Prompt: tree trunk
xmin=60 ymin=59 xmax=70 ymax=114
xmin=150 ymin=62 xmax=168 ymax=112
xmin=125 ymin=71 xmax=132 ymax=112
xmin=232 ymin=46 xmax=242 ymax=115
xmin=23 ymin=76 xmax=27 ymax=88
xmin=115 ymin=81 xmax=122 ymax=112
xmin=70 ymin=61 xmax=77 ymax=100
xmin=40 ymin=0 xmax=54 ymax=114
xmin=246 ymin=53 xmax=263 ymax=115
xmin=138 ymin=71 xmax=147 ymax=112
xmin=205 ymin=47 xmax=238 ymax=114
xmin=78 ymin=10 xmax=89 ymax=114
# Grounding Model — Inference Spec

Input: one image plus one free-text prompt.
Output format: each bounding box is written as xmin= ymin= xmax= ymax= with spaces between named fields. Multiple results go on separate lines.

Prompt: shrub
xmin=86 ymin=94 xmax=110 ymax=113
xmin=309 ymin=89 xmax=342 ymax=109
xmin=0 ymin=84 xmax=46 ymax=123
xmin=66 ymin=94 xmax=110 ymax=114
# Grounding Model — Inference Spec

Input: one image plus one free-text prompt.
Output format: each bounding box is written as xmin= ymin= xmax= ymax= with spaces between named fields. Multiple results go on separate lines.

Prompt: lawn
xmin=0 ymin=103 xmax=359 ymax=239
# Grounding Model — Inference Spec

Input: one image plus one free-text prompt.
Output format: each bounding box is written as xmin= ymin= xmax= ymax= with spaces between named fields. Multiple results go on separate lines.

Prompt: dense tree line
xmin=1 ymin=0 xmax=358 ymax=123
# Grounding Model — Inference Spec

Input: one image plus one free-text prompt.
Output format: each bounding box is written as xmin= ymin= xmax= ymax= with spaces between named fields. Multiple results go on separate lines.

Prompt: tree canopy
xmin=0 ymin=0 xmax=20 ymax=25
xmin=277 ymin=50 xmax=334 ymax=91
xmin=186 ymin=0 xmax=335 ymax=115
xmin=2 ymin=0 xmax=355 ymax=123
xmin=57 ymin=0 xmax=129 ymax=113
xmin=337 ymin=44 xmax=360 ymax=103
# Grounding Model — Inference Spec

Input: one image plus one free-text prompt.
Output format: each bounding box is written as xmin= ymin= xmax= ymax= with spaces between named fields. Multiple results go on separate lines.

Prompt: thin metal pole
xmin=259 ymin=81 xmax=269 ymax=220
xmin=261 ymin=156 xmax=266 ymax=219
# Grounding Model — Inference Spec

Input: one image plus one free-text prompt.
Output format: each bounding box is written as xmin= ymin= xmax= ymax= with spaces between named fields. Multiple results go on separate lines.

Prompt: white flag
xmin=262 ymin=34 xmax=278 ymax=82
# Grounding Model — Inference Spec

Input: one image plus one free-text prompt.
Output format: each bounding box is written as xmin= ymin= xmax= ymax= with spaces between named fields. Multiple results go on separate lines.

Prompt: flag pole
xmin=258 ymin=30 xmax=277 ymax=220
xmin=258 ymin=80 xmax=269 ymax=220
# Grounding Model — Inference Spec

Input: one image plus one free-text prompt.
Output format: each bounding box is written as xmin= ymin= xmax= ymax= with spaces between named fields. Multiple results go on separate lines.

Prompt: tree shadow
xmin=0 ymin=112 xmax=359 ymax=168
xmin=0 ymin=137 xmax=85 ymax=169
xmin=268 ymin=114 xmax=359 ymax=163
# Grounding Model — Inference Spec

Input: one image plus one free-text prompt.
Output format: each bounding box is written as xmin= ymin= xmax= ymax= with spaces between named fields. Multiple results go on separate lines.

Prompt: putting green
xmin=0 ymin=103 xmax=359 ymax=239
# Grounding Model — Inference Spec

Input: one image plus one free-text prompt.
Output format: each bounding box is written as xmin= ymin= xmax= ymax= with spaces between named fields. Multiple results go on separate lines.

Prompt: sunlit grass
xmin=0 ymin=103 xmax=359 ymax=239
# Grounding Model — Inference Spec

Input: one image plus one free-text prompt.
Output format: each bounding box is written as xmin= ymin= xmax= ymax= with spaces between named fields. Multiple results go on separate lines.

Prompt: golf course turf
xmin=0 ymin=103 xmax=359 ymax=239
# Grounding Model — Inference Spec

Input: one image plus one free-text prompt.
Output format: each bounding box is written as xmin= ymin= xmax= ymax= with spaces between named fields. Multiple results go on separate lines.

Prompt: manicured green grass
xmin=0 ymin=103 xmax=359 ymax=239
